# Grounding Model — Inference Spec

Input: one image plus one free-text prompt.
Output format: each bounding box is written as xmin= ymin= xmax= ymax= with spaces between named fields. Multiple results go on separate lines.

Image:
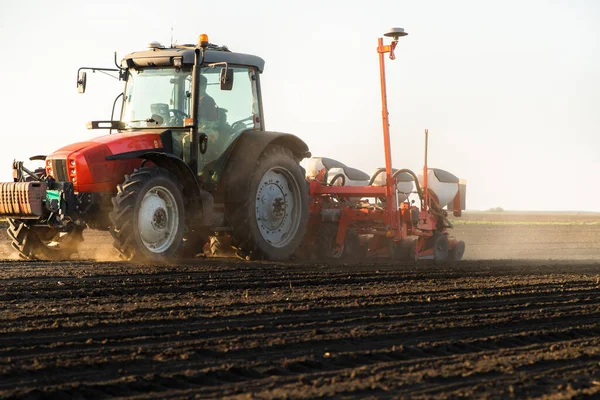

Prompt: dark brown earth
xmin=1 ymin=213 xmax=600 ymax=399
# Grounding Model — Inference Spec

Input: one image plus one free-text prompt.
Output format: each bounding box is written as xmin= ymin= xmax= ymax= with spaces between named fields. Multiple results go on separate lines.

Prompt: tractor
xmin=1 ymin=30 xmax=466 ymax=263
xmin=5 ymin=34 xmax=310 ymax=261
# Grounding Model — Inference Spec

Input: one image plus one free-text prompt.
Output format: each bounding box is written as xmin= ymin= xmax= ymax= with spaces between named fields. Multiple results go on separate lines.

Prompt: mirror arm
xmin=207 ymin=61 xmax=228 ymax=80
xmin=110 ymin=92 xmax=125 ymax=135
xmin=207 ymin=61 xmax=228 ymax=70
xmin=78 ymin=67 xmax=120 ymax=74
xmin=207 ymin=62 xmax=234 ymax=90
xmin=114 ymin=52 xmax=128 ymax=81
xmin=77 ymin=67 xmax=120 ymax=82
xmin=114 ymin=51 xmax=120 ymax=69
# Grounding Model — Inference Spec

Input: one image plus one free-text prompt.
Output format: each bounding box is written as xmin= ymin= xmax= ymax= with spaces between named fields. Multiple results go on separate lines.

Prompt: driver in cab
xmin=168 ymin=74 xmax=219 ymax=161
xmin=198 ymin=74 xmax=217 ymax=121
xmin=197 ymin=74 xmax=220 ymax=146
xmin=149 ymin=74 xmax=217 ymax=126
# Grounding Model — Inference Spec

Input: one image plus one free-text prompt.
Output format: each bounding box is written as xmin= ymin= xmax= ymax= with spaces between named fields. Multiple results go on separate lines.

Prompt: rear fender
xmin=220 ymin=131 xmax=310 ymax=205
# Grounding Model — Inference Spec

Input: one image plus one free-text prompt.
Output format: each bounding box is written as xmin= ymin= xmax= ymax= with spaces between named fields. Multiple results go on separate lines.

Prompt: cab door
xmin=198 ymin=67 xmax=262 ymax=181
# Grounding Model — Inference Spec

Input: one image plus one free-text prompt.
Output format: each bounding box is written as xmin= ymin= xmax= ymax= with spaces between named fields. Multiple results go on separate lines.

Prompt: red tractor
xmin=1 ymin=30 xmax=466 ymax=263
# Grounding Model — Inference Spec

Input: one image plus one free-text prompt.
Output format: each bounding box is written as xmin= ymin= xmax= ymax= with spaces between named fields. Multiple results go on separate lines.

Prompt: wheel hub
xmin=137 ymin=187 xmax=179 ymax=252
xmin=152 ymin=208 xmax=167 ymax=230
xmin=255 ymin=169 xmax=299 ymax=247
xmin=259 ymin=184 xmax=288 ymax=231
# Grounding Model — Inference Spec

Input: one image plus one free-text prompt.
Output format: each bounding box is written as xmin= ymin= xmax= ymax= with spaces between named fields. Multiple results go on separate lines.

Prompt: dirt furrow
xmin=2 ymin=258 xmax=600 ymax=398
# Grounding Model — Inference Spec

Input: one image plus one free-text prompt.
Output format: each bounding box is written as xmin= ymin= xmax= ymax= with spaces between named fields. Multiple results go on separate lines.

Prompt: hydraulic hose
xmin=369 ymin=168 xmax=423 ymax=200
xmin=372 ymin=168 xmax=451 ymax=229
xmin=367 ymin=168 xmax=386 ymax=186
xmin=328 ymin=173 xmax=345 ymax=186
xmin=391 ymin=169 xmax=423 ymax=203
xmin=369 ymin=168 xmax=424 ymax=207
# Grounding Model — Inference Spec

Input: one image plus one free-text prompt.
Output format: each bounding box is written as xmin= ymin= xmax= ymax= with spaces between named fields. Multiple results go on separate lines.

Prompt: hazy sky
xmin=1 ymin=0 xmax=598 ymax=211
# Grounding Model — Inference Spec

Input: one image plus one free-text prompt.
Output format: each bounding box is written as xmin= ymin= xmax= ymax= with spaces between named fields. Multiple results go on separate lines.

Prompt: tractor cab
xmin=79 ymin=39 xmax=266 ymax=184
xmin=120 ymin=42 xmax=264 ymax=182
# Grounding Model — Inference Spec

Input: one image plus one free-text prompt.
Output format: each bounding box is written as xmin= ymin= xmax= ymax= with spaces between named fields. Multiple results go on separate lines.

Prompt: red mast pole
xmin=423 ymin=129 xmax=429 ymax=211
xmin=377 ymin=37 xmax=398 ymax=230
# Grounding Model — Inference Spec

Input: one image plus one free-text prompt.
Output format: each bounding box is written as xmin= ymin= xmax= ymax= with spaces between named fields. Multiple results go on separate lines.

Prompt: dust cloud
xmin=0 ymin=212 xmax=598 ymax=263
xmin=451 ymin=212 xmax=600 ymax=261
xmin=0 ymin=241 xmax=20 ymax=260
xmin=79 ymin=231 xmax=121 ymax=262
xmin=0 ymin=229 xmax=120 ymax=262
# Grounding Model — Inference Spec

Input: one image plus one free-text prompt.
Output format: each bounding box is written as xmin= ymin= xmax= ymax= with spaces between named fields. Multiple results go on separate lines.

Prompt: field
xmin=1 ymin=212 xmax=600 ymax=399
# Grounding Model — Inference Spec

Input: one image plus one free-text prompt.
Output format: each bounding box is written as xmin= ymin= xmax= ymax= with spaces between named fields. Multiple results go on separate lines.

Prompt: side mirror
xmin=220 ymin=67 xmax=233 ymax=91
xmin=77 ymin=71 xmax=87 ymax=94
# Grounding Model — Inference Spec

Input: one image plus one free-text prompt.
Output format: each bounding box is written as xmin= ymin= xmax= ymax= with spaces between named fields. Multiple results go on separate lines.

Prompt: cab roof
xmin=121 ymin=44 xmax=265 ymax=73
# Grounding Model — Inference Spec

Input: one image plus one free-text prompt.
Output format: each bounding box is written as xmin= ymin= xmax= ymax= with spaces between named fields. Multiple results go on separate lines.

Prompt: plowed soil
xmin=1 ymin=213 xmax=600 ymax=399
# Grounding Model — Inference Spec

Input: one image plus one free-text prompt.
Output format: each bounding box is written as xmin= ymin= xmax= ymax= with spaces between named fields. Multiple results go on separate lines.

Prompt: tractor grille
xmin=52 ymin=159 xmax=69 ymax=182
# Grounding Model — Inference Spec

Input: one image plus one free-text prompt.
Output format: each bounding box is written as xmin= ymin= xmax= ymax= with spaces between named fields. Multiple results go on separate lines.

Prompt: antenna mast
xmin=170 ymin=24 xmax=174 ymax=47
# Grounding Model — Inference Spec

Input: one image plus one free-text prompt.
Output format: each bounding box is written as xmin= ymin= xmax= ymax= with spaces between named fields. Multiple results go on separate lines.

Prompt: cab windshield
xmin=121 ymin=67 xmax=191 ymax=129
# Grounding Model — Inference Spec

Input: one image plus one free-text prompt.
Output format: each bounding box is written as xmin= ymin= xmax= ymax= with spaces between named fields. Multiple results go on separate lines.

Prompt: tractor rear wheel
xmin=109 ymin=167 xmax=185 ymax=262
xmin=7 ymin=219 xmax=84 ymax=260
xmin=229 ymin=145 xmax=309 ymax=261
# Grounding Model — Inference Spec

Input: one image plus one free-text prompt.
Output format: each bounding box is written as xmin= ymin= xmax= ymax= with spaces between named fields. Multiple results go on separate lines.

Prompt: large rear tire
xmin=109 ymin=167 xmax=185 ymax=262
xmin=229 ymin=145 xmax=309 ymax=261
xmin=7 ymin=219 xmax=84 ymax=260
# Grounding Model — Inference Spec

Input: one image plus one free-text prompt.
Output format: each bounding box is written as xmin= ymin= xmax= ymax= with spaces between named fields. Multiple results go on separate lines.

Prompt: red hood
xmin=45 ymin=131 xmax=165 ymax=193
xmin=51 ymin=131 xmax=163 ymax=157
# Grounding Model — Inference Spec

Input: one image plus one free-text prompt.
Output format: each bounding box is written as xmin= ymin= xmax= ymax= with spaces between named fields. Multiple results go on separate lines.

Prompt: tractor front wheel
xmin=7 ymin=219 xmax=84 ymax=260
xmin=110 ymin=167 xmax=185 ymax=262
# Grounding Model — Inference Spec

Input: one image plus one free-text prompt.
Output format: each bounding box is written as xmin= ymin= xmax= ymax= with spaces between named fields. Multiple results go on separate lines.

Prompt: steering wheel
xmin=231 ymin=116 xmax=254 ymax=133
xmin=169 ymin=109 xmax=189 ymax=118
xmin=168 ymin=109 xmax=189 ymax=126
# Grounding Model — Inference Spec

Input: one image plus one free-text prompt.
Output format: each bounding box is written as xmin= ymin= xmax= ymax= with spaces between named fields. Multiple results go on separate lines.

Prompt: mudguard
xmin=137 ymin=152 xmax=200 ymax=197
xmin=220 ymin=130 xmax=310 ymax=206
xmin=107 ymin=150 xmax=210 ymax=225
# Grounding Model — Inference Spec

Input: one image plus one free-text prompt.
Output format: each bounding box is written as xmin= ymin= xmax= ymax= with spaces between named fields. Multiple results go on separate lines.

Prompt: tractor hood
xmin=46 ymin=131 xmax=164 ymax=193
xmin=50 ymin=131 xmax=163 ymax=157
